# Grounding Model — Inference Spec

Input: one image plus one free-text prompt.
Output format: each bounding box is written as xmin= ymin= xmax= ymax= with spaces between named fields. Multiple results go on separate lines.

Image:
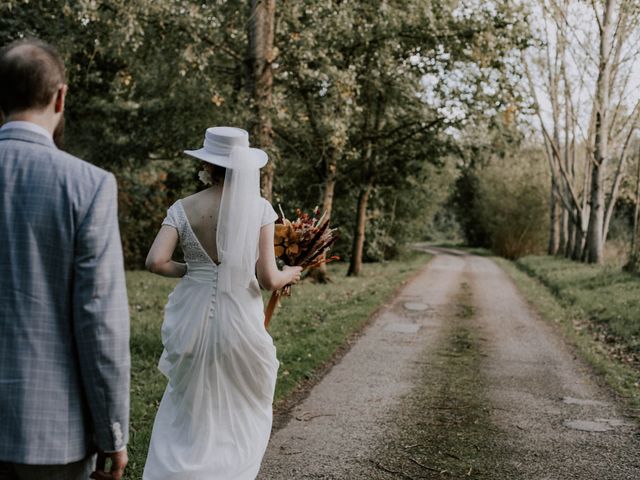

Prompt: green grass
xmin=124 ymin=252 xmax=431 ymax=479
xmin=494 ymin=255 xmax=640 ymax=416
xmin=515 ymin=255 xmax=640 ymax=352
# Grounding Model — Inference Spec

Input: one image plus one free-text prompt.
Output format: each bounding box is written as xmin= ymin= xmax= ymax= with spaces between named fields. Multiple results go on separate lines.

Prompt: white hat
xmin=184 ymin=126 xmax=268 ymax=169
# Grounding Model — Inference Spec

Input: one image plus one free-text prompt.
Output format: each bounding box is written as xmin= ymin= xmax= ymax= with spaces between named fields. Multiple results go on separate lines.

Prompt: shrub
xmin=474 ymin=160 xmax=548 ymax=259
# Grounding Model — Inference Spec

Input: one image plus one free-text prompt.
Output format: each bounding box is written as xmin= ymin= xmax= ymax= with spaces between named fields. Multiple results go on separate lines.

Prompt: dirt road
xmin=257 ymin=248 xmax=640 ymax=479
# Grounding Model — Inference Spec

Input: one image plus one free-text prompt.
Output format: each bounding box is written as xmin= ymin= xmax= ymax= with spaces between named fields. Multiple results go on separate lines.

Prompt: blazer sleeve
xmin=72 ymin=173 xmax=130 ymax=452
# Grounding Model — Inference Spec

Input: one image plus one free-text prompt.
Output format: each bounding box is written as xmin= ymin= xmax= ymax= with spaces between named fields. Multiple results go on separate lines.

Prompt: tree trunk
xmin=572 ymin=227 xmax=585 ymax=261
xmin=347 ymin=184 xmax=372 ymax=277
xmin=626 ymin=152 xmax=640 ymax=272
xmin=572 ymin=214 xmax=586 ymax=261
xmin=586 ymin=164 xmax=606 ymax=263
xmin=559 ymin=205 xmax=569 ymax=256
xmin=548 ymin=178 xmax=560 ymax=255
xmin=563 ymin=212 xmax=578 ymax=258
xmin=322 ymin=153 xmax=338 ymax=220
xmin=585 ymin=0 xmax=614 ymax=264
xmin=310 ymin=152 xmax=339 ymax=282
xmin=247 ymin=0 xmax=276 ymax=200
xmin=632 ymin=156 xmax=640 ymax=257
xmin=603 ymin=125 xmax=637 ymax=244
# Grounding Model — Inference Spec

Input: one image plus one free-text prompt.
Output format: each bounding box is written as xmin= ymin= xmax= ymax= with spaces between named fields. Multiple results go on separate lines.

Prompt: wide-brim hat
xmin=184 ymin=126 xmax=268 ymax=169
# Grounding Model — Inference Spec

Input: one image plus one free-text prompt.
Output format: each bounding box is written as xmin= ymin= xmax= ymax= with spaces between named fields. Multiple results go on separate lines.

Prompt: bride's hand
xmin=284 ymin=266 xmax=303 ymax=285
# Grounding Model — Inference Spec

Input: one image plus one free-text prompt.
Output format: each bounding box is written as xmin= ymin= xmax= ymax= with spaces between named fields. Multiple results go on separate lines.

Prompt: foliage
xmin=1 ymin=0 xmax=248 ymax=265
xmin=364 ymin=162 xmax=458 ymax=260
xmin=1 ymin=0 xmax=532 ymax=267
xmin=275 ymin=0 xmax=532 ymax=267
xmin=125 ymin=253 xmax=430 ymax=478
xmin=473 ymin=154 xmax=549 ymax=258
xmin=453 ymin=121 xmax=549 ymax=258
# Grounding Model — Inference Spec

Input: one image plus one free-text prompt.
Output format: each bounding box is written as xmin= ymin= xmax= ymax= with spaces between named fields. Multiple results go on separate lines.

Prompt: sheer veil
xmin=216 ymin=146 xmax=263 ymax=293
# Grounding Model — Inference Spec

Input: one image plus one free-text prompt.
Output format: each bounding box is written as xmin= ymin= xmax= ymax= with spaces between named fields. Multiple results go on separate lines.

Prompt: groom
xmin=0 ymin=39 xmax=130 ymax=479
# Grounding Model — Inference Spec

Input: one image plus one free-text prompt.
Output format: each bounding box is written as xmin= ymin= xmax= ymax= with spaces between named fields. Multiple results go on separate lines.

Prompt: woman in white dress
xmin=142 ymin=127 xmax=301 ymax=480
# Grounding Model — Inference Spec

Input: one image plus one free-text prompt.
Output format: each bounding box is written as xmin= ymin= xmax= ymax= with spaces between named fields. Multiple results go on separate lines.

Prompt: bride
xmin=142 ymin=126 xmax=301 ymax=480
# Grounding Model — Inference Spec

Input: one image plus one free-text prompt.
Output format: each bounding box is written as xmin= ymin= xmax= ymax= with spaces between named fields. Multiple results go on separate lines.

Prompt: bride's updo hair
xmin=201 ymin=162 xmax=226 ymax=185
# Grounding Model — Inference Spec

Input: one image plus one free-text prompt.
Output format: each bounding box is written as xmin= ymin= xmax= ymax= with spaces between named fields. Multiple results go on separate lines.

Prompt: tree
xmin=525 ymin=0 xmax=640 ymax=264
xmin=247 ymin=0 xmax=277 ymax=200
xmin=342 ymin=0 xmax=531 ymax=275
xmin=625 ymin=145 xmax=640 ymax=272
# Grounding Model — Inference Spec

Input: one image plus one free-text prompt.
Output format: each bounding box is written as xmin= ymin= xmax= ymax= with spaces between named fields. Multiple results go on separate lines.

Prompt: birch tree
xmin=525 ymin=0 xmax=640 ymax=263
xmin=626 ymin=146 xmax=640 ymax=271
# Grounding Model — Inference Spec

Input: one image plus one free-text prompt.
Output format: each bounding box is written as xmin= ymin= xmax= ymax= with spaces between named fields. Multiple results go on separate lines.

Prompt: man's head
xmin=0 ymin=38 xmax=67 ymax=146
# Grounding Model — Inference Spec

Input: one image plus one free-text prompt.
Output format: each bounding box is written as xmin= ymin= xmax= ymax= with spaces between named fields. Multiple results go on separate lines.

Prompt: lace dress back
xmin=162 ymin=200 xmax=213 ymax=265
xmin=161 ymin=198 xmax=277 ymax=266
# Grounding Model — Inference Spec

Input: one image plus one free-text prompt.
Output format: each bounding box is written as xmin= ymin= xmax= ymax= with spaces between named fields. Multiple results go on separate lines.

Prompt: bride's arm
xmin=145 ymin=226 xmax=187 ymax=278
xmin=256 ymin=223 xmax=302 ymax=291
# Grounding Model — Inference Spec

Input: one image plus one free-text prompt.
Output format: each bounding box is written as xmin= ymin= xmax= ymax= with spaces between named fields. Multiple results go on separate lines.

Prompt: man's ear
xmin=54 ymin=84 xmax=68 ymax=114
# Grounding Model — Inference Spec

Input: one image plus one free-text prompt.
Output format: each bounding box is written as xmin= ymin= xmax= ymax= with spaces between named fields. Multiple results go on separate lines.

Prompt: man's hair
xmin=0 ymin=38 xmax=66 ymax=117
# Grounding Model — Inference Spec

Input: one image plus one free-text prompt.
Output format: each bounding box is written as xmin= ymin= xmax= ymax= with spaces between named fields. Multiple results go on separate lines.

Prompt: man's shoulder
xmin=54 ymin=149 xmax=113 ymax=183
xmin=39 ymin=148 xmax=117 ymax=202
xmin=0 ymin=132 xmax=113 ymax=183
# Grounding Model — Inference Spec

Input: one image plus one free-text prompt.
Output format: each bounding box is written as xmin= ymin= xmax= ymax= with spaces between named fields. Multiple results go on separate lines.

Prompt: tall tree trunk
xmin=585 ymin=0 xmax=614 ymax=264
xmin=633 ymin=157 xmax=640 ymax=256
xmin=572 ymin=226 xmax=585 ymax=260
xmin=548 ymin=34 xmax=564 ymax=256
xmin=247 ymin=0 xmax=276 ymax=200
xmin=566 ymin=216 xmax=576 ymax=258
xmin=559 ymin=207 xmax=569 ymax=255
xmin=322 ymin=153 xmax=338 ymax=220
xmin=603 ymin=124 xmax=638 ymax=244
xmin=627 ymin=152 xmax=640 ymax=271
xmin=586 ymin=165 xmax=606 ymax=263
xmin=548 ymin=178 xmax=560 ymax=255
xmin=559 ymin=52 xmax=572 ymax=256
xmin=347 ymin=183 xmax=372 ymax=277
xmin=573 ymin=158 xmax=592 ymax=261
xmin=310 ymin=151 xmax=339 ymax=282
xmin=572 ymin=207 xmax=589 ymax=261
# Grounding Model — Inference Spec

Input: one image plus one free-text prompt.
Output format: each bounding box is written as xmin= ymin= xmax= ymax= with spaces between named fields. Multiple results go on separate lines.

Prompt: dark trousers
xmin=0 ymin=455 xmax=95 ymax=480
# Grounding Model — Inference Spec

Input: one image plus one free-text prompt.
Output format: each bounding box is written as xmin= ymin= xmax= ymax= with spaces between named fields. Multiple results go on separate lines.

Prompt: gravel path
xmin=257 ymin=248 xmax=640 ymax=479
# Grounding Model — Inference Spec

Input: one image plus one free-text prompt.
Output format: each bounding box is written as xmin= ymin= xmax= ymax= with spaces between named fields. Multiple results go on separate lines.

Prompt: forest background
xmin=1 ymin=0 xmax=639 ymax=274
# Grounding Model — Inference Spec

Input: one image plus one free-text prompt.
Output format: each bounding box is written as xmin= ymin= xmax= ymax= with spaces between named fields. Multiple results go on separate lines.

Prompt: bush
xmin=476 ymin=161 xmax=548 ymax=258
xmin=117 ymin=160 xmax=198 ymax=268
xmin=455 ymin=146 xmax=549 ymax=259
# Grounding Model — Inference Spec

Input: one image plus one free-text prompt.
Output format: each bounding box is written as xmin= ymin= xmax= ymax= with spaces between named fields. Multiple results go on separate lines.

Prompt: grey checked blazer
xmin=0 ymin=126 xmax=130 ymax=464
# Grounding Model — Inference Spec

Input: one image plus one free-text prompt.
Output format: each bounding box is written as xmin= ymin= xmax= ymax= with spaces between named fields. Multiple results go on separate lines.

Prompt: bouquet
xmin=264 ymin=207 xmax=339 ymax=328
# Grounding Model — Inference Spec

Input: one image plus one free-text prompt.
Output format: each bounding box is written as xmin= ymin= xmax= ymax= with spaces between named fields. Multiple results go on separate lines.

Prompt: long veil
xmin=216 ymin=146 xmax=263 ymax=293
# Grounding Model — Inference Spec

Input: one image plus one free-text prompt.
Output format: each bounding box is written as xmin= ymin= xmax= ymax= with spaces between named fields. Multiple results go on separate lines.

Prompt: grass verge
xmin=125 ymin=251 xmax=431 ymax=479
xmin=494 ymin=255 xmax=640 ymax=416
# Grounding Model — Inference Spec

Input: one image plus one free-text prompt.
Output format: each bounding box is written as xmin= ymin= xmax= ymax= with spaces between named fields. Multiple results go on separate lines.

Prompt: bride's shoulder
xmin=180 ymin=190 xmax=202 ymax=205
xmin=259 ymin=197 xmax=279 ymax=225
xmin=180 ymin=189 xmax=210 ymax=209
xmin=260 ymin=196 xmax=274 ymax=207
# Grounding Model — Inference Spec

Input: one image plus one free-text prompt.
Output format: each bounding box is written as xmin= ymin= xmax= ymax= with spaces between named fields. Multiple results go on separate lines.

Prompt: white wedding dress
xmin=143 ymin=196 xmax=279 ymax=480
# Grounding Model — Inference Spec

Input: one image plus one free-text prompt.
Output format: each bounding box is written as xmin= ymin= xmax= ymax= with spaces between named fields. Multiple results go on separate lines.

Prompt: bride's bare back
xmin=146 ymin=182 xmax=301 ymax=287
xmin=180 ymin=186 xmax=222 ymax=264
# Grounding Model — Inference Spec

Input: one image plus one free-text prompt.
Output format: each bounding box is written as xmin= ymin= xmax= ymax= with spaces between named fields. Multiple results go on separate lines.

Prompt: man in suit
xmin=0 ymin=39 xmax=130 ymax=480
